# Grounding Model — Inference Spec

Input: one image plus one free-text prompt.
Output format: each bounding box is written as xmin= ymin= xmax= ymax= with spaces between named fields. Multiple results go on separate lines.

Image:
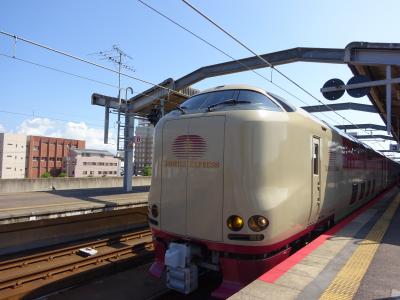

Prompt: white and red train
xmin=147 ymin=85 xmax=399 ymax=298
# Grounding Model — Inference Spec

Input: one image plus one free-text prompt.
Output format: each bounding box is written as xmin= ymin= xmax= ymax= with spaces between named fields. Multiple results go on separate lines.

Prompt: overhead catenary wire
xmin=1 ymin=26 xmax=334 ymax=124
xmin=0 ymin=53 xmax=119 ymax=89
xmin=2 ymin=37 xmax=339 ymax=127
xmin=179 ymin=0 xmax=358 ymax=124
xmin=0 ymin=52 xmax=186 ymax=115
xmin=0 ymin=108 xmax=104 ymax=128
xmin=0 ymin=30 xmax=189 ymax=98
xmin=0 ymin=25 xmax=391 ymax=153
xmin=137 ymin=0 xmax=391 ymax=135
xmin=136 ymin=0 xmax=339 ymax=125
xmin=180 ymin=0 xmax=388 ymax=151
xmin=137 ymin=0 xmax=391 ymax=153
xmin=0 ymin=30 xmax=201 ymax=121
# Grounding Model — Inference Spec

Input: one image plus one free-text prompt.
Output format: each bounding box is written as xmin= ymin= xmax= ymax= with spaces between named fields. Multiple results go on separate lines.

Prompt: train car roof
xmin=322 ymin=120 xmax=391 ymax=158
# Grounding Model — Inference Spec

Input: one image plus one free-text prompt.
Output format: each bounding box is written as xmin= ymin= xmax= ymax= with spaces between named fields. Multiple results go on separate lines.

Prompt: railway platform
xmin=0 ymin=186 xmax=149 ymax=225
xmin=230 ymin=186 xmax=400 ymax=300
xmin=0 ymin=186 xmax=150 ymax=255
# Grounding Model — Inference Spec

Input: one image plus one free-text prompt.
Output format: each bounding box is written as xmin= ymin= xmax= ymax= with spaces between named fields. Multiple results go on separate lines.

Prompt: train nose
xmin=160 ymin=116 xmax=225 ymax=241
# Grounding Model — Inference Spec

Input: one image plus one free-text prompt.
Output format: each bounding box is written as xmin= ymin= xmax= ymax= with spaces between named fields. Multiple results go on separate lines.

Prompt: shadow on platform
xmin=45 ymin=186 xmax=150 ymax=207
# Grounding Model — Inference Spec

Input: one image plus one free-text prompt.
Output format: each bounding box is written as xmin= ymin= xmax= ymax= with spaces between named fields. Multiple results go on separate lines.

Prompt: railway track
xmin=0 ymin=228 xmax=154 ymax=300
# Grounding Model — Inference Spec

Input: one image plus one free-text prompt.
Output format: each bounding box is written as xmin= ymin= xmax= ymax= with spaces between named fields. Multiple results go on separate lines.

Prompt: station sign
xmin=127 ymin=136 xmax=142 ymax=148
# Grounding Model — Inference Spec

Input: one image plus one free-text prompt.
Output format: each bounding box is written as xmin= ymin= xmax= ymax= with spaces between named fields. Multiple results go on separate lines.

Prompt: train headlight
xmin=227 ymin=215 xmax=244 ymax=231
xmin=151 ymin=204 xmax=159 ymax=218
xmin=248 ymin=215 xmax=269 ymax=232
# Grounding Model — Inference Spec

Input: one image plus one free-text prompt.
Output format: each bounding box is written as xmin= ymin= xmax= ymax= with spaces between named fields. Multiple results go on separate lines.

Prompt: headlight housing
xmin=227 ymin=215 xmax=244 ymax=231
xmin=248 ymin=215 xmax=269 ymax=232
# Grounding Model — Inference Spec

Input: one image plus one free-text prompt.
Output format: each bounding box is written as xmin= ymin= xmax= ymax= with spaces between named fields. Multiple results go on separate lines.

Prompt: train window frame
xmin=268 ymin=93 xmax=296 ymax=112
xmin=313 ymin=143 xmax=319 ymax=175
xmin=178 ymin=89 xmax=283 ymax=113
xmin=350 ymin=183 xmax=359 ymax=204
xmin=180 ymin=90 xmax=236 ymax=111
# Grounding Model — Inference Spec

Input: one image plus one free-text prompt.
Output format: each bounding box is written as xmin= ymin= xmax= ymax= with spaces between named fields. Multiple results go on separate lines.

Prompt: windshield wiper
xmin=174 ymin=106 xmax=186 ymax=114
xmin=207 ymin=99 xmax=251 ymax=111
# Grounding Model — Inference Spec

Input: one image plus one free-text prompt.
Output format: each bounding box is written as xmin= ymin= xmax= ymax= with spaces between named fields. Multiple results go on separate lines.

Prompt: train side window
xmin=350 ymin=184 xmax=358 ymax=204
xmin=366 ymin=180 xmax=371 ymax=196
xmin=313 ymin=143 xmax=319 ymax=175
xmin=372 ymin=179 xmax=376 ymax=194
xmin=359 ymin=182 xmax=366 ymax=200
xmin=268 ymin=93 xmax=296 ymax=112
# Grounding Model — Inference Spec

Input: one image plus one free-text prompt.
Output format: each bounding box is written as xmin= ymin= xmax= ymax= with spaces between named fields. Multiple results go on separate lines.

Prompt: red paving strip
xmin=259 ymin=186 xmax=396 ymax=283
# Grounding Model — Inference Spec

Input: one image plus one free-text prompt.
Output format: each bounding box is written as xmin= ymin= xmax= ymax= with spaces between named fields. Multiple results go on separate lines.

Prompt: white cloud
xmin=17 ymin=118 xmax=61 ymax=137
xmin=0 ymin=123 xmax=5 ymax=132
xmin=17 ymin=118 xmax=116 ymax=153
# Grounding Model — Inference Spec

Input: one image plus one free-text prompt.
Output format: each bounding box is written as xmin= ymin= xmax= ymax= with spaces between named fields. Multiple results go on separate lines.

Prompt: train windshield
xmin=179 ymin=89 xmax=282 ymax=112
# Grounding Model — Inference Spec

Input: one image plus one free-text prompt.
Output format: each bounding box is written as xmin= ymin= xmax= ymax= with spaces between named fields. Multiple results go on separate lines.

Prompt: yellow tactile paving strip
xmin=319 ymin=194 xmax=400 ymax=300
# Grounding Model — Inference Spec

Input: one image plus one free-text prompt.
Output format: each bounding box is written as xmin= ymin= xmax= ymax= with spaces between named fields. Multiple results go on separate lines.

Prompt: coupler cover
xmin=165 ymin=243 xmax=198 ymax=294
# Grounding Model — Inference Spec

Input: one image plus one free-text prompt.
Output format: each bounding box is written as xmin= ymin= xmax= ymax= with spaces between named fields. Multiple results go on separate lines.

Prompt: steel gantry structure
xmin=92 ymin=42 xmax=400 ymax=191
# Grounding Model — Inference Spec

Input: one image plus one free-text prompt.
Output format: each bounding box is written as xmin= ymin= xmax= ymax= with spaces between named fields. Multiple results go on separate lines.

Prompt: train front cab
xmin=147 ymin=85 xmax=400 ymax=298
xmin=147 ymin=86 xmax=331 ymax=298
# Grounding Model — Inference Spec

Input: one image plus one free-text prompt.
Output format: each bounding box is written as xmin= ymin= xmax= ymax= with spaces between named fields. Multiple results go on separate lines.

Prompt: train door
xmin=310 ymin=136 xmax=321 ymax=224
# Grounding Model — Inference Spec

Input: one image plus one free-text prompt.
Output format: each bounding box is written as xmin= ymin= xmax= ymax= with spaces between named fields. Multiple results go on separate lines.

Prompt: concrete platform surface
xmin=0 ymin=186 xmax=149 ymax=224
xmin=230 ymin=187 xmax=400 ymax=300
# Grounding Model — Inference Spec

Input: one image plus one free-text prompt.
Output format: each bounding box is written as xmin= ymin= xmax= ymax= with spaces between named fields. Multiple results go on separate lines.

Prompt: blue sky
xmin=0 ymin=0 xmax=398 ymax=153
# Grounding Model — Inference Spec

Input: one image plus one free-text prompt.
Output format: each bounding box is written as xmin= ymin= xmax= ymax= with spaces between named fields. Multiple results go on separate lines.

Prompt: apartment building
xmin=134 ymin=123 xmax=154 ymax=174
xmin=0 ymin=133 xmax=27 ymax=179
xmin=26 ymin=136 xmax=85 ymax=178
xmin=64 ymin=149 xmax=120 ymax=177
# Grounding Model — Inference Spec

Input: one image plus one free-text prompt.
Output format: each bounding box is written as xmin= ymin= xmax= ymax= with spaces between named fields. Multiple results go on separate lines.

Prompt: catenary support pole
xmin=104 ymin=100 xmax=109 ymax=144
xmin=123 ymin=113 xmax=135 ymax=192
xmin=386 ymin=65 xmax=392 ymax=135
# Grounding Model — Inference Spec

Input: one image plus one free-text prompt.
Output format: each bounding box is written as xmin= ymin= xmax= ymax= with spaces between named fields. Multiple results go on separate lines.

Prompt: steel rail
xmin=0 ymin=228 xmax=151 ymax=271
xmin=0 ymin=229 xmax=152 ymax=294
xmin=0 ymin=238 xmax=153 ymax=291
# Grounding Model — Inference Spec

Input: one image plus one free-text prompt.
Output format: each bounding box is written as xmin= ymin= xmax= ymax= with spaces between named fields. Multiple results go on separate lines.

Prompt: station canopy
xmin=92 ymin=42 xmax=400 ymax=142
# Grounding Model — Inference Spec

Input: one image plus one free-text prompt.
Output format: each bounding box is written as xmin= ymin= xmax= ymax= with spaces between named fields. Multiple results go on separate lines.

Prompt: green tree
xmin=143 ymin=165 xmax=152 ymax=176
xmin=41 ymin=172 xmax=52 ymax=178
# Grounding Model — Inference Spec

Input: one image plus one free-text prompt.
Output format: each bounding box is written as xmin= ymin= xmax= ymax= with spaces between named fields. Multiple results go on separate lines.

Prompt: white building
xmin=134 ymin=123 xmax=154 ymax=174
xmin=63 ymin=149 xmax=120 ymax=177
xmin=0 ymin=133 xmax=27 ymax=179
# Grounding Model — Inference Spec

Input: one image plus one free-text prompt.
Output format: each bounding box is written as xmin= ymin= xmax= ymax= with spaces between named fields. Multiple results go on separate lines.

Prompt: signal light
xmin=248 ymin=215 xmax=269 ymax=232
xmin=227 ymin=215 xmax=244 ymax=231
